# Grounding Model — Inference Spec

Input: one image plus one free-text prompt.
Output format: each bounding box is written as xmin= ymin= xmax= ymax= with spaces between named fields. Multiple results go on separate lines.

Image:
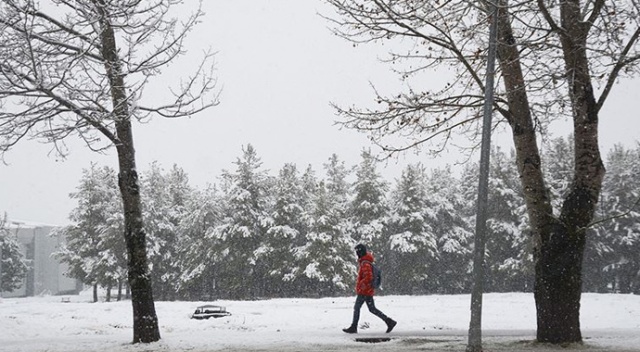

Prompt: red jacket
xmin=356 ymin=252 xmax=376 ymax=296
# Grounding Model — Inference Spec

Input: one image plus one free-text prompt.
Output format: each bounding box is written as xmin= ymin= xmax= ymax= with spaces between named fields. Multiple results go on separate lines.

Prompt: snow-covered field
xmin=1 ymin=291 xmax=639 ymax=352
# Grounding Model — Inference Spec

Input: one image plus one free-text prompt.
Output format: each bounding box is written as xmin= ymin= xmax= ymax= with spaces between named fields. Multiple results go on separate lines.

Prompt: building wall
xmin=2 ymin=224 xmax=81 ymax=298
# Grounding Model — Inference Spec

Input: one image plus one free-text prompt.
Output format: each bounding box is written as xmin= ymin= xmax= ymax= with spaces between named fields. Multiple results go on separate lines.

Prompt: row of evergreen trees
xmin=45 ymin=138 xmax=640 ymax=300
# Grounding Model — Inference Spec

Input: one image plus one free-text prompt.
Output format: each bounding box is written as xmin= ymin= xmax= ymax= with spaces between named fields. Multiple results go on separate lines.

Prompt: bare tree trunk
xmin=534 ymin=223 xmax=585 ymax=342
xmin=494 ymin=4 xmax=577 ymax=343
xmin=532 ymin=0 xmax=605 ymax=343
xmin=93 ymin=284 xmax=98 ymax=303
xmin=495 ymin=1 xmax=605 ymax=343
xmin=116 ymin=144 xmax=160 ymax=342
xmin=93 ymin=0 xmax=160 ymax=343
xmin=495 ymin=6 xmax=554 ymax=239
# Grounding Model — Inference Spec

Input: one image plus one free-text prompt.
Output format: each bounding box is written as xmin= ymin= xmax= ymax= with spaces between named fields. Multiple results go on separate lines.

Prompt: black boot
xmin=385 ymin=318 xmax=397 ymax=333
xmin=342 ymin=325 xmax=357 ymax=334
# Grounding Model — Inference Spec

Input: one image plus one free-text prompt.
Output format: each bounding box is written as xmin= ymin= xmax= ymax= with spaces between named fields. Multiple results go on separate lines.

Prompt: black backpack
xmin=362 ymin=260 xmax=382 ymax=289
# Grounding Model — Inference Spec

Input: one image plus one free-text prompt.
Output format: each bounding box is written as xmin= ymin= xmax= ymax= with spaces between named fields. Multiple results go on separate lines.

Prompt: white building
xmin=1 ymin=220 xmax=82 ymax=297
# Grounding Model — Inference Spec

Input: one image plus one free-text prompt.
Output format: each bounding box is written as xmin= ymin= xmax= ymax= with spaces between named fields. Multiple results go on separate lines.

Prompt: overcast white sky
xmin=1 ymin=0 xmax=638 ymax=226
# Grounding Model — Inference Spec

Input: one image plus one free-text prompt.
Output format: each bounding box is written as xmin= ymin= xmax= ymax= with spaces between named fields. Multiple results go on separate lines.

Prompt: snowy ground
xmin=1 ymin=291 xmax=639 ymax=352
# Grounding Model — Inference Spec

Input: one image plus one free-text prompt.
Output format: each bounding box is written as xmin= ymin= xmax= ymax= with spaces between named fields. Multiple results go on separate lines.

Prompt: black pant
xmin=350 ymin=294 xmax=388 ymax=327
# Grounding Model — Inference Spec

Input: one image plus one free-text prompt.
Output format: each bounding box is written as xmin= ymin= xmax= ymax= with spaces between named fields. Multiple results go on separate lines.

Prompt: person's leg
xmin=364 ymin=296 xmax=397 ymax=333
xmin=352 ymin=295 xmax=366 ymax=326
xmin=343 ymin=295 xmax=365 ymax=333
xmin=364 ymin=296 xmax=387 ymax=320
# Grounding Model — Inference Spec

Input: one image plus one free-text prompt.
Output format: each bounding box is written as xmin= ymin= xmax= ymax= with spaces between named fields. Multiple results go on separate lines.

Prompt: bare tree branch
xmin=597 ymin=26 xmax=640 ymax=112
xmin=586 ymin=195 xmax=640 ymax=230
xmin=0 ymin=0 xmax=219 ymax=157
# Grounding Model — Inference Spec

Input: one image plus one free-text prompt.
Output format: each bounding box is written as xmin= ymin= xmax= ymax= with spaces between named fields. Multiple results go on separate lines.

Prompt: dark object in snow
xmin=191 ymin=305 xmax=231 ymax=320
xmin=355 ymin=337 xmax=391 ymax=343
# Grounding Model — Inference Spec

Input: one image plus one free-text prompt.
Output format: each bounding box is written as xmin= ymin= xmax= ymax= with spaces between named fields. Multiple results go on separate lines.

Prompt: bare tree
xmin=0 ymin=0 xmax=218 ymax=343
xmin=325 ymin=0 xmax=640 ymax=344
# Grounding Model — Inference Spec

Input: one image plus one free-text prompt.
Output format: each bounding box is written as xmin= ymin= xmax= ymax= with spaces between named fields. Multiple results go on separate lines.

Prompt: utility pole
xmin=467 ymin=1 xmax=499 ymax=352
xmin=0 ymin=232 xmax=4 ymax=298
xmin=0 ymin=243 xmax=3 ymax=298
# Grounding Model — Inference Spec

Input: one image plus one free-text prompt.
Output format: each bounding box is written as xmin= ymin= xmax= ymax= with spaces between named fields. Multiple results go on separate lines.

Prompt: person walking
xmin=343 ymin=244 xmax=397 ymax=334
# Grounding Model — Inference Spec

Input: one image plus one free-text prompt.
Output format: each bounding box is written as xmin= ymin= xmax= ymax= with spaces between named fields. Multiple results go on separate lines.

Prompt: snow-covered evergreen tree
xmin=284 ymin=164 xmax=318 ymax=294
xmin=426 ymin=166 xmax=473 ymax=294
xmin=209 ymin=145 xmax=272 ymax=299
xmin=324 ymin=154 xmax=351 ymax=215
xmin=261 ymin=163 xmax=307 ymax=297
xmin=458 ymin=162 xmax=480 ymax=219
xmin=296 ymin=180 xmax=355 ymax=296
xmin=300 ymin=164 xmax=319 ymax=220
xmin=0 ymin=215 xmax=28 ymax=292
xmin=174 ymin=185 xmax=223 ymax=300
xmin=292 ymin=155 xmax=354 ymax=297
xmin=96 ymin=191 xmax=127 ymax=301
xmin=385 ymin=163 xmax=438 ymax=294
xmin=54 ymin=163 xmax=126 ymax=300
xmin=593 ymin=144 xmax=640 ymax=293
xmin=141 ymin=163 xmax=194 ymax=300
xmin=348 ymin=150 xmax=388 ymax=256
xmin=484 ymin=148 xmax=532 ymax=292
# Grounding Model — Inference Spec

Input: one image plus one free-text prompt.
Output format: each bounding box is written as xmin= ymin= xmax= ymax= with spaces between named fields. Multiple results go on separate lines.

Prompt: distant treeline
xmin=49 ymin=137 xmax=639 ymax=300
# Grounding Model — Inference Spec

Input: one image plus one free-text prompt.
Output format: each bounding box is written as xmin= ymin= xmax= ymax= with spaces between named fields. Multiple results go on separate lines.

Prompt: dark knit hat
xmin=355 ymin=244 xmax=367 ymax=258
